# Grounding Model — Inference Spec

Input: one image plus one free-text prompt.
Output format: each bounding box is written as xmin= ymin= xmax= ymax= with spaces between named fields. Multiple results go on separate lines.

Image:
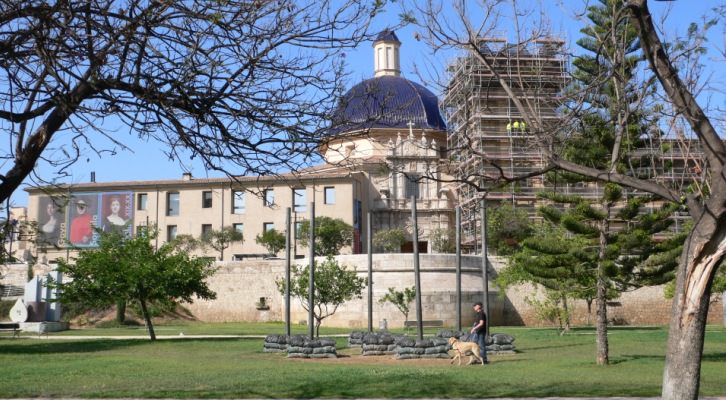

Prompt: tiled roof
xmin=375 ymin=30 xmax=400 ymax=44
xmin=327 ymin=75 xmax=446 ymax=136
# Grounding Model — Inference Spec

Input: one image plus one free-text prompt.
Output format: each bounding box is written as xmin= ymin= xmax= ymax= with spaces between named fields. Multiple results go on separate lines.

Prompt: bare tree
xmin=404 ymin=0 xmax=723 ymax=398
xmin=0 ymin=0 xmax=389 ymax=203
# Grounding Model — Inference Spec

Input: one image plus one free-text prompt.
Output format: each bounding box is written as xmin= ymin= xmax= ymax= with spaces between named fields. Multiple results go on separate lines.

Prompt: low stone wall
xmin=2 ymin=256 xmax=724 ymax=327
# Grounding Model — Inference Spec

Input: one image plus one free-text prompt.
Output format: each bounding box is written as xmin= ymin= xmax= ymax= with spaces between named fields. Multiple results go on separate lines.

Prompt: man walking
xmin=470 ymin=302 xmax=489 ymax=364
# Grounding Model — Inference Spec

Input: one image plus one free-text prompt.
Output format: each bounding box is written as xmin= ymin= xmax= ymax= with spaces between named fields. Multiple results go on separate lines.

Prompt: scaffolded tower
xmin=443 ymin=37 xmax=568 ymax=247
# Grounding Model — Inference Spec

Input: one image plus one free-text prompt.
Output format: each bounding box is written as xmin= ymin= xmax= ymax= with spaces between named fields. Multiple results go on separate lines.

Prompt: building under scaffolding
xmin=443 ymin=37 xmax=569 ymax=247
xmin=443 ymin=37 xmax=703 ymax=250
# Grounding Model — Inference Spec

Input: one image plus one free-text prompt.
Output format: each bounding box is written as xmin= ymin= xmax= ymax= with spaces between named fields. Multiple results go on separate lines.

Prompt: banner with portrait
xmin=100 ymin=192 xmax=133 ymax=236
xmin=36 ymin=196 xmax=66 ymax=248
xmin=67 ymin=193 xmax=99 ymax=247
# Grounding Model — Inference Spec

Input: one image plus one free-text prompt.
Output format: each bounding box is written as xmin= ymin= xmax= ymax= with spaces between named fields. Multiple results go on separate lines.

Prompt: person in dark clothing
xmin=470 ymin=301 xmax=489 ymax=364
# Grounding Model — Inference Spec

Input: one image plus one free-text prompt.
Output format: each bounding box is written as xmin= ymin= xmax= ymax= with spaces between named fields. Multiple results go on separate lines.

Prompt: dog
xmin=448 ymin=336 xmax=485 ymax=366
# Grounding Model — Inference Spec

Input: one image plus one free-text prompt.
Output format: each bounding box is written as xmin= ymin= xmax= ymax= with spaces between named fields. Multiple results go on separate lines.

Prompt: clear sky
xmin=8 ymin=0 xmax=722 ymax=207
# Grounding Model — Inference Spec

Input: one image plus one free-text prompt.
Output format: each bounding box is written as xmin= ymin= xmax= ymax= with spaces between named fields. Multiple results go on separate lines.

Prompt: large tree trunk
xmin=661 ymin=221 xmax=725 ymax=399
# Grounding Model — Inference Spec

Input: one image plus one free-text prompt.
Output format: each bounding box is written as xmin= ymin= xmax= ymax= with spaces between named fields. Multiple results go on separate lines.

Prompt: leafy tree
xmin=428 ymin=228 xmax=456 ymax=253
xmin=378 ymin=286 xmax=416 ymax=325
xmin=255 ymin=229 xmax=286 ymax=256
xmin=201 ymin=226 xmax=243 ymax=261
xmin=498 ymin=223 xmax=596 ymax=334
xmin=276 ymin=256 xmax=366 ymax=337
xmin=50 ymin=228 xmax=217 ymax=340
xmin=297 ymin=217 xmax=353 ymax=256
xmin=373 ymin=228 xmax=407 ymax=253
xmin=409 ymin=0 xmax=722 ymax=393
xmin=487 ymin=204 xmax=533 ymax=255
xmin=171 ymin=234 xmax=202 ymax=254
xmin=0 ymin=1 xmax=388 ymax=202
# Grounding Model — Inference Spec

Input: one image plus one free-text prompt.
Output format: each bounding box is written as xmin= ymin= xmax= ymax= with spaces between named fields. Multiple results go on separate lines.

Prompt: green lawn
xmin=0 ymin=324 xmax=724 ymax=398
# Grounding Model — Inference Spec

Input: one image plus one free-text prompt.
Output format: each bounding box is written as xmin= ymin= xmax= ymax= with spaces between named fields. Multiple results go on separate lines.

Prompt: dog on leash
xmin=448 ymin=336 xmax=485 ymax=366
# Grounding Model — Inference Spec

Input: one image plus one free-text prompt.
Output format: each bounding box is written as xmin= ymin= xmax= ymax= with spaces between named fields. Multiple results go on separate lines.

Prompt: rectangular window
xmin=202 ymin=191 xmax=213 ymax=208
xmin=137 ymin=193 xmax=148 ymax=211
xmin=232 ymin=190 xmax=245 ymax=214
xmin=167 ymin=225 xmax=177 ymax=241
xmin=263 ymin=222 xmax=275 ymax=233
xmin=201 ymin=224 xmax=213 ymax=239
xmin=264 ymin=189 xmax=275 ymax=207
xmin=167 ymin=192 xmax=180 ymax=216
xmin=293 ymin=188 xmax=306 ymax=213
xmin=324 ymin=186 xmax=336 ymax=204
xmin=233 ymin=223 xmax=244 ymax=236
xmin=295 ymin=221 xmax=304 ymax=237
xmin=405 ymin=174 xmax=420 ymax=199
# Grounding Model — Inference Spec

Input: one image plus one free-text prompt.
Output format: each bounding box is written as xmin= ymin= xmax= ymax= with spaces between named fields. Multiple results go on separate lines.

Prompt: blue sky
xmin=9 ymin=0 xmax=723 ymax=207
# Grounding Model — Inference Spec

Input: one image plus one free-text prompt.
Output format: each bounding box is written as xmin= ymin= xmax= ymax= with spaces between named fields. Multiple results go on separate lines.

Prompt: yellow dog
xmin=448 ymin=336 xmax=485 ymax=366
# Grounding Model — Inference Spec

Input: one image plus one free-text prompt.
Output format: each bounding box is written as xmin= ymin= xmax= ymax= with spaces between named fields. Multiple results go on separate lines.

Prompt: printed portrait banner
xmin=36 ymin=192 xmax=134 ymax=249
xmin=36 ymin=196 xmax=65 ymax=248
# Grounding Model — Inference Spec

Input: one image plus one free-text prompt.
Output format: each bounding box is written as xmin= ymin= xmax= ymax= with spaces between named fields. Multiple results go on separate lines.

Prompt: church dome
xmin=328 ymin=75 xmax=447 ymax=136
xmin=327 ymin=30 xmax=446 ymax=136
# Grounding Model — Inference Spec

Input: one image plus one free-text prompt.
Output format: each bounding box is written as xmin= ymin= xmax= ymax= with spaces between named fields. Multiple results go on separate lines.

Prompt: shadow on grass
xmin=0 ymin=337 xmax=243 ymax=355
xmin=0 ymin=339 xmax=148 ymax=354
xmin=702 ymin=351 xmax=726 ymax=362
xmin=568 ymin=326 xmax=664 ymax=333
xmin=609 ymin=354 xmax=665 ymax=365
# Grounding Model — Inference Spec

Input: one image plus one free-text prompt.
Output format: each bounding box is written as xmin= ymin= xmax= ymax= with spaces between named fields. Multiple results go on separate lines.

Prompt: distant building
xmin=23 ymin=31 xmax=456 ymax=262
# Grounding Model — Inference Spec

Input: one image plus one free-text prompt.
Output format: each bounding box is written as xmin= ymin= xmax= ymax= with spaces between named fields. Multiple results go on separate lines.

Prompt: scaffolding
xmin=443 ymin=37 xmax=568 ymax=247
xmin=443 ymin=38 xmax=706 ymax=250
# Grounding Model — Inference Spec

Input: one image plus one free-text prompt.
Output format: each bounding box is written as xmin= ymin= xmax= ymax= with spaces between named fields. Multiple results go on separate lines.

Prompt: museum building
xmin=23 ymin=31 xmax=457 ymax=263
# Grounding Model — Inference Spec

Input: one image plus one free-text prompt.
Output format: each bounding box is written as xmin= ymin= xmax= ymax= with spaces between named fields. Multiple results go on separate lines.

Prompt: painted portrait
xmin=36 ymin=196 xmax=65 ymax=247
xmin=101 ymin=192 xmax=133 ymax=235
xmin=67 ymin=194 xmax=99 ymax=247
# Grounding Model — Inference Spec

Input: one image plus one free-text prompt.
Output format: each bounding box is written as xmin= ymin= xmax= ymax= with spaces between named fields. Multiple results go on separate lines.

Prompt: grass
xmin=0 ymin=324 xmax=724 ymax=398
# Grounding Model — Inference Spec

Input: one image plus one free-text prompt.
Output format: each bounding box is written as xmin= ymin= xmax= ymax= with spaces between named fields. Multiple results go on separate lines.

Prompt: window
xmin=233 ymin=223 xmax=244 ymax=236
xmin=201 ymin=224 xmax=213 ymax=239
xmin=202 ymin=191 xmax=213 ymax=208
xmin=137 ymin=193 xmax=148 ymax=211
xmin=405 ymin=174 xmax=420 ymax=199
xmin=295 ymin=221 xmax=304 ymax=237
xmin=232 ymin=190 xmax=245 ymax=214
xmin=167 ymin=192 xmax=180 ymax=216
xmin=293 ymin=188 xmax=306 ymax=213
xmin=263 ymin=222 xmax=275 ymax=233
xmin=167 ymin=225 xmax=177 ymax=241
xmin=324 ymin=187 xmax=336 ymax=204
xmin=264 ymin=189 xmax=275 ymax=207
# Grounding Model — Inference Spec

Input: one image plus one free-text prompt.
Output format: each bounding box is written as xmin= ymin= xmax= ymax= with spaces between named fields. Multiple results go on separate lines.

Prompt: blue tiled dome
xmin=328 ymin=75 xmax=446 ymax=136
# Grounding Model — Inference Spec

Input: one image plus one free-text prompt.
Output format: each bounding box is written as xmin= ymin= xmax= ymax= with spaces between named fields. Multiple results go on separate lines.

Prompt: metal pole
xmin=412 ymin=196 xmax=423 ymax=340
xmin=480 ymin=198 xmax=490 ymax=334
xmin=456 ymin=207 xmax=462 ymax=332
xmin=308 ymin=202 xmax=315 ymax=339
xmin=367 ymin=212 xmax=373 ymax=332
xmin=285 ymin=207 xmax=291 ymax=337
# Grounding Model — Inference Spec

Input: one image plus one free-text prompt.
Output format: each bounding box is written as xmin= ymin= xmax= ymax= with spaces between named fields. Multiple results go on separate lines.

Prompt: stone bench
xmin=403 ymin=320 xmax=444 ymax=328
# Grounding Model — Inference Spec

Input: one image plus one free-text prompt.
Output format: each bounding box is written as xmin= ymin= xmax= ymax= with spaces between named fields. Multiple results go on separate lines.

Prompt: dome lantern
xmin=373 ymin=30 xmax=401 ymax=77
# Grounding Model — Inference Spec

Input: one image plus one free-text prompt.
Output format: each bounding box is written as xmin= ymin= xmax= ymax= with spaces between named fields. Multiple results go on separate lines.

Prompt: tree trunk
xmin=116 ymin=300 xmax=126 ymax=324
xmin=596 ymin=223 xmax=609 ymax=365
xmin=661 ymin=227 xmax=723 ymax=399
xmin=561 ymin=294 xmax=571 ymax=333
xmin=139 ymin=299 xmax=156 ymax=341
